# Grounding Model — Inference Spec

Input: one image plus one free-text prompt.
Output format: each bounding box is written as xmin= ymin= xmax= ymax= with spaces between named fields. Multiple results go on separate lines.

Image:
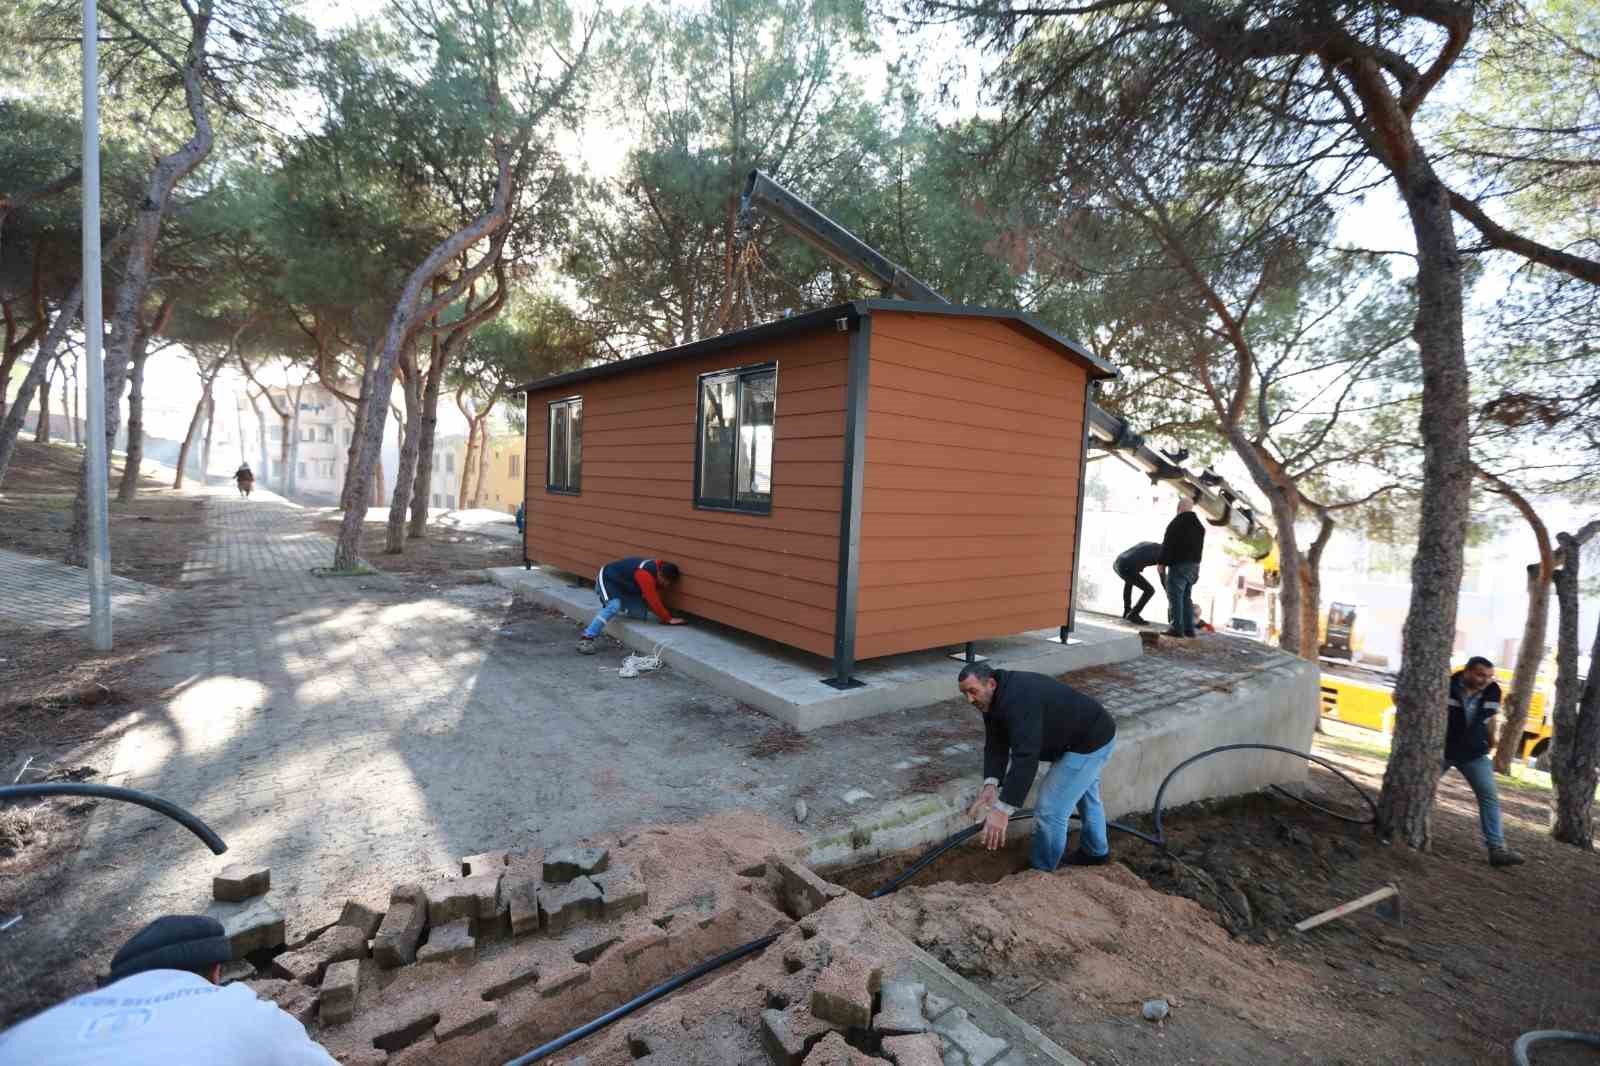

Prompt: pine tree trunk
xmin=277 ymin=414 xmax=291 ymax=495
xmin=1375 ymin=162 xmax=1474 ymax=850
xmin=0 ymin=283 xmax=76 ymax=488
xmin=1551 ymin=533 xmax=1600 ymax=847
xmin=458 ymin=418 xmax=478 ymax=512
xmin=407 ymin=338 xmax=449 ymax=538
xmin=386 ymin=355 xmax=423 ymax=553
xmin=200 ymin=393 xmax=216 ymax=485
xmin=474 ymin=428 xmax=490 ymax=508
xmin=117 ymin=343 xmax=150 ymax=500
xmin=69 ymin=356 xmax=80 ymax=446
xmin=173 ymin=386 xmax=209 ymax=489
xmin=340 ymin=344 xmax=377 ymax=513
xmin=33 ymin=366 xmax=51 ymax=443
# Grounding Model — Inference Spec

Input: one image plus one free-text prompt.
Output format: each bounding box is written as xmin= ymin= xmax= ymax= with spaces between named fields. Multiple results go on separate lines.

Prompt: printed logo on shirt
xmin=81 ymin=1007 xmax=154 ymax=1040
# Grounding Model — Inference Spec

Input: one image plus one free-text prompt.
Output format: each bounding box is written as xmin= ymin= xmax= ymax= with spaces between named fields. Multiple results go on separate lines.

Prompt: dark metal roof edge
xmin=518 ymin=303 xmax=862 ymax=393
xmin=857 ymin=298 xmax=1119 ymax=379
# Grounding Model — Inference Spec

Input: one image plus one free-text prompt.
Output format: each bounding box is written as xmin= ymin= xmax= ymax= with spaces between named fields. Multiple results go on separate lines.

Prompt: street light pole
xmin=81 ymin=0 xmax=113 ymax=650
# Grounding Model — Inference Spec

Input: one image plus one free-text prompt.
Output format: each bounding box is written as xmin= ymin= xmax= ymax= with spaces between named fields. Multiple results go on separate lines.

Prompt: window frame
xmin=546 ymin=395 xmax=584 ymax=495
xmin=693 ymin=361 xmax=778 ymax=516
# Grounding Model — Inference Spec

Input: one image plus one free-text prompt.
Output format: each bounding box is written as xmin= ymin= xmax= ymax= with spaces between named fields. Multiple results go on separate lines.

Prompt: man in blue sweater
xmin=958 ymin=662 xmax=1118 ymax=872
xmin=1444 ymin=656 xmax=1524 ymax=867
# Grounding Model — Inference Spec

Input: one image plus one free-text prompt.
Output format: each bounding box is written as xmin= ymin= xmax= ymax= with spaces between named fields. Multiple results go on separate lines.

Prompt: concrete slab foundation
xmin=487 ymin=566 xmax=1143 ymax=732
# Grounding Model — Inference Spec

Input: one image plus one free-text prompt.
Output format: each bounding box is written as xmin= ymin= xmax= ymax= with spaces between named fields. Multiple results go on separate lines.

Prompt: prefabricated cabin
xmin=519 ymin=299 xmax=1116 ymax=684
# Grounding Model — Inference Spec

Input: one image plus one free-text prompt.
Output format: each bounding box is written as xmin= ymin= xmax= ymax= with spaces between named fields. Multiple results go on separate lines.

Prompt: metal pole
xmin=81 ymin=0 xmax=113 ymax=650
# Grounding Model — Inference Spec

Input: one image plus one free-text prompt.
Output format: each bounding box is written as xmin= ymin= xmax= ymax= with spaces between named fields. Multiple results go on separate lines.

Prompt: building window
xmin=299 ymin=426 xmax=315 ymax=443
xmin=297 ymin=462 xmax=307 ymax=479
xmin=343 ymin=428 xmax=353 ymax=444
xmin=320 ymin=460 xmax=336 ymax=477
xmin=319 ymin=424 xmax=333 ymax=442
xmin=696 ymin=363 xmax=775 ymax=513
xmin=509 ymin=454 xmax=521 ymax=478
xmin=445 ymin=452 xmax=455 ymax=473
xmin=432 ymin=493 xmax=442 ymax=507
xmin=446 ymin=494 xmax=456 ymax=509
xmin=547 ymin=397 xmax=582 ymax=493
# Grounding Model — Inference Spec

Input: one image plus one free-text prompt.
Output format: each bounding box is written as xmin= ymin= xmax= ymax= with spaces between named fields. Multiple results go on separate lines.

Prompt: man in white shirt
xmin=0 ymin=914 xmax=338 ymax=1065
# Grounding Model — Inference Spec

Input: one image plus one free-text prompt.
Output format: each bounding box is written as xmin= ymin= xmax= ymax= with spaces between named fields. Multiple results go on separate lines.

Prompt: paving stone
xmin=765 ymin=854 xmax=846 ymax=919
xmin=591 ymin=864 xmax=648 ymax=917
xmin=372 ymin=1004 xmax=441 ymax=1053
xmin=923 ymin=992 xmax=955 ymax=1021
xmin=428 ymin=873 xmax=502 ymax=925
xmin=339 ymin=898 xmax=386 ymax=939
xmin=503 ymin=875 xmax=542 ymax=936
xmin=417 ymin=917 xmax=476 ymax=965
xmin=482 ymin=959 xmax=541 ymax=1000
xmin=373 ymin=901 xmax=425 ymax=968
xmin=461 ymin=850 xmax=510 ymax=877
xmin=320 ymin=959 xmax=360 ymax=1025
xmin=335 ymin=1051 xmax=387 ymax=1066
xmin=882 ymin=1034 xmax=945 ymax=1066
xmin=273 ymin=924 xmax=367 ymax=985
xmin=213 ymin=863 xmax=271 ymax=902
xmin=810 ymin=953 xmax=880 ymax=1030
xmin=206 ymin=897 xmax=287 ymax=957
xmin=803 ymin=1031 xmax=889 ymax=1066
xmin=941 ymin=1049 xmax=965 ymax=1066
xmin=573 ymin=933 xmax=620 ymax=964
xmin=539 ymin=959 xmax=590 ymax=998
xmin=931 ymin=1008 xmax=1009 ymax=1066
xmin=874 ymin=979 xmax=928 ymax=1035
xmin=620 ymin=925 xmax=668 ymax=965
xmin=760 ymin=1007 xmax=809 ymax=1066
xmin=218 ymin=959 xmax=256 ymax=985
xmin=539 ymin=875 xmax=602 ymax=933
xmin=436 ymin=999 xmax=498 ymax=1042
xmin=244 ymin=978 xmax=317 ymax=1026
xmin=543 ymin=845 xmax=610 ymax=883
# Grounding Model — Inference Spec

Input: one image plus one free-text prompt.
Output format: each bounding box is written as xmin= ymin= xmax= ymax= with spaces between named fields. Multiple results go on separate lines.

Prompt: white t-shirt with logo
xmin=0 ymin=970 xmax=338 ymax=1066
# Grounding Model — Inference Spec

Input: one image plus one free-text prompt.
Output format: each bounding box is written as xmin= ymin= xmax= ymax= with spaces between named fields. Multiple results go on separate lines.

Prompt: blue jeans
xmin=1165 ymin=563 xmax=1200 ymax=635
xmin=1030 ymin=738 xmax=1116 ymax=871
xmin=581 ymin=585 xmax=647 ymax=640
xmin=1444 ymin=754 xmax=1506 ymax=851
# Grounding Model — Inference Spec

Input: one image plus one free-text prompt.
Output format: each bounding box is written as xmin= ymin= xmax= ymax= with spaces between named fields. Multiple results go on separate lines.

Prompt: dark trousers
xmin=1116 ymin=565 xmax=1155 ymax=616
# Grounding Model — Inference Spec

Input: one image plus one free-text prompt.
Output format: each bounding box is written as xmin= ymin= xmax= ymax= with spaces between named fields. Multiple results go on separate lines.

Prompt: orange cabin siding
xmin=853 ymin=311 xmax=1086 ymax=660
xmin=524 ymin=330 xmax=849 ymax=658
xmin=521 ymin=304 xmax=1101 ymax=668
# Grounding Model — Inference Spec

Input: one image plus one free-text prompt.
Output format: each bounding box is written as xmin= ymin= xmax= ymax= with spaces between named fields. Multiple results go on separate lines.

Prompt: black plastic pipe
xmin=1511 ymin=1029 xmax=1600 ymax=1065
xmin=502 ymin=743 xmax=1376 ymax=1064
xmin=0 ymin=783 xmax=228 ymax=855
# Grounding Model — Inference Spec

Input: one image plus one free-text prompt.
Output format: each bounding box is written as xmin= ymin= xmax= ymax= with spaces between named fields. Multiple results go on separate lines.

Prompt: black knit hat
xmin=108 ymin=916 xmax=232 ymax=982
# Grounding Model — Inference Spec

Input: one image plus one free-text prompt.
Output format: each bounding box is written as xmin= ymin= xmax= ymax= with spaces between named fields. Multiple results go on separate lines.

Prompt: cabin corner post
xmin=1065 ymin=379 xmax=1097 ymax=640
xmin=825 ymin=313 xmax=871 ymax=689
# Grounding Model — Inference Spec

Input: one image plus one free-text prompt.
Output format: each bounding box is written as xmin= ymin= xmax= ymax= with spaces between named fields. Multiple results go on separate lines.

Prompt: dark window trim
xmin=693 ymin=361 xmax=778 ymax=516
xmin=546 ymin=394 xmax=583 ymax=495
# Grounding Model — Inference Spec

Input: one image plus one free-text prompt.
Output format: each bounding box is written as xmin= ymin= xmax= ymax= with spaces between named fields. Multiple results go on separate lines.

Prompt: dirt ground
xmin=841 ymin=739 xmax=1600 ymax=1066
xmin=312 ymin=515 xmax=522 ymax=585
xmin=0 ymin=440 xmax=205 ymax=587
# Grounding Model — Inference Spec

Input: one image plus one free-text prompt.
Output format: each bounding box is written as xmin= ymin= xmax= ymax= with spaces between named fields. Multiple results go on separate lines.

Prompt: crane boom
xmin=740 ymin=169 xmax=1269 ymax=548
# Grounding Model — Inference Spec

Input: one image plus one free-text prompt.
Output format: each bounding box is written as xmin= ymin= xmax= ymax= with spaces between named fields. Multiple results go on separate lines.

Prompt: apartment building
xmin=478 ymin=433 xmax=526 ymax=515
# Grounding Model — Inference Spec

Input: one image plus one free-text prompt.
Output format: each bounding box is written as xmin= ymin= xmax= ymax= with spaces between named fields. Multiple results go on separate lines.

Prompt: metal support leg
xmin=964 ymin=642 xmax=976 ymax=663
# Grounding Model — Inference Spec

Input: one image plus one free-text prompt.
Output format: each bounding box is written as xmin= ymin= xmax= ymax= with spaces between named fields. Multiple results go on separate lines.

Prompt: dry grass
xmin=313 ymin=517 xmax=522 ymax=584
xmin=0 ymin=808 xmax=39 ymax=857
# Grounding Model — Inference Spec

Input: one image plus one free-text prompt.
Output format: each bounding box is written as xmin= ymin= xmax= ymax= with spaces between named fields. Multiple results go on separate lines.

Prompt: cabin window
xmin=547 ymin=396 xmax=583 ymax=494
xmin=696 ymin=363 xmax=775 ymax=514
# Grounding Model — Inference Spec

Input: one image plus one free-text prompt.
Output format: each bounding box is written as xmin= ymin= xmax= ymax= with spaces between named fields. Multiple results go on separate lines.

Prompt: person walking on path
xmin=1157 ymin=498 xmax=1205 ymax=638
xmin=234 ymin=463 xmax=254 ymax=498
xmin=577 ymin=556 xmax=684 ymax=654
xmin=1113 ymin=541 xmax=1161 ymax=625
xmin=1443 ymin=656 xmax=1525 ymax=867
xmin=958 ymin=662 xmax=1118 ymax=872
xmin=0 ymin=915 xmax=338 ymax=1065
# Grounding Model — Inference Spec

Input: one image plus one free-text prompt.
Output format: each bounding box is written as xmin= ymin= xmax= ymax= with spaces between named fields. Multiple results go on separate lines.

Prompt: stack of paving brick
xmin=754 ymin=856 xmax=1023 ymax=1066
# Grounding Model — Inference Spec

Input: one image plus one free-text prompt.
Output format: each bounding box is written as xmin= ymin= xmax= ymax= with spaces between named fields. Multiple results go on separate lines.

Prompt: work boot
xmin=1162 ymin=629 xmax=1187 ymax=638
xmin=576 ymin=637 xmax=599 ymax=655
xmin=1127 ymin=613 xmax=1149 ymax=626
xmin=1062 ymin=848 xmax=1111 ymax=867
xmin=1488 ymin=847 xmax=1524 ymax=867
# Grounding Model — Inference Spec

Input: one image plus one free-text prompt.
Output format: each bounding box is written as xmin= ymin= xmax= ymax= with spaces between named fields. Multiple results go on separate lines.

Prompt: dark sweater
xmin=1159 ymin=512 xmax=1205 ymax=566
xmin=1115 ymin=542 xmax=1161 ymax=574
xmin=982 ymin=670 xmax=1117 ymax=807
xmin=1445 ymin=672 xmax=1502 ymax=762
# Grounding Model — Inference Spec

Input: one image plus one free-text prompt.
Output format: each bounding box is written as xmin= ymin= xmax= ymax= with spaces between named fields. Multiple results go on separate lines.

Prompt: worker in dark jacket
xmin=1113 ymin=541 xmax=1161 ymax=624
xmin=1444 ymin=656 xmax=1523 ymax=867
xmin=959 ymin=663 xmax=1118 ymax=871
xmin=1157 ymin=497 xmax=1205 ymax=638
xmin=577 ymin=557 xmax=684 ymax=655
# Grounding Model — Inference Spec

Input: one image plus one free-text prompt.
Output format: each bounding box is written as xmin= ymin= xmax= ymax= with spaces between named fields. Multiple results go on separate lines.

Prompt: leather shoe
xmin=1062 ymin=848 xmax=1111 ymax=867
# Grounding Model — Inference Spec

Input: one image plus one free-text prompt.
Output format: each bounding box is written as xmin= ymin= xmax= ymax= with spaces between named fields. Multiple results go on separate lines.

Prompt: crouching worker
xmin=0 ymin=914 xmax=338 ymax=1064
xmin=577 ymin=556 xmax=684 ymax=655
xmin=958 ymin=662 xmax=1118 ymax=871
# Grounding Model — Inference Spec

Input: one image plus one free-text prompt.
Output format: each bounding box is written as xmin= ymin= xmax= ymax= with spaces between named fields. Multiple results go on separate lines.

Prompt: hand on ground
xmin=667 ymin=617 xmax=686 ymax=625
